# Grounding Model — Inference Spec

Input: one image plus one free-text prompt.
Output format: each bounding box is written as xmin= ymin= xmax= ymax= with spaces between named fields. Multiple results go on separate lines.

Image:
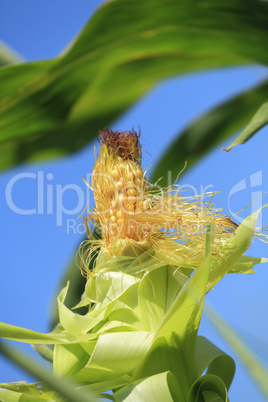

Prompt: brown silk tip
xmin=98 ymin=128 xmax=141 ymax=161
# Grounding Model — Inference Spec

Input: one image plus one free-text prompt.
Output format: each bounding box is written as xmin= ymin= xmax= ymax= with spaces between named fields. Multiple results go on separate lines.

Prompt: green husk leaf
xmin=195 ymin=336 xmax=235 ymax=390
xmin=72 ymin=331 xmax=154 ymax=383
xmin=53 ymin=343 xmax=90 ymax=377
xmin=187 ymin=374 xmax=228 ymax=402
xmin=207 ymin=208 xmax=262 ymax=291
xmin=138 ymin=266 xmax=187 ymax=332
xmin=228 ymin=254 xmax=268 ymax=274
xmin=113 ymin=371 xmax=185 ymax=402
xmin=80 ymin=376 xmax=132 ymax=394
xmin=57 ymin=282 xmax=104 ymax=337
xmin=135 ymin=242 xmax=212 ymax=397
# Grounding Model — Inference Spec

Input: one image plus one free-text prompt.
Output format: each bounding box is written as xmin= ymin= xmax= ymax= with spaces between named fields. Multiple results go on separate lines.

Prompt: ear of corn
xmin=81 ymin=129 xmax=239 ymax=276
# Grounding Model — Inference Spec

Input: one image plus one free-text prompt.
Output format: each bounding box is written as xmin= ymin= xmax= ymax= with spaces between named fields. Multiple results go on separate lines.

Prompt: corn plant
xmin=1 ymin=0 xmax=268 ymax=400
xmin=0 ymin=129 xmax=267 ymax=402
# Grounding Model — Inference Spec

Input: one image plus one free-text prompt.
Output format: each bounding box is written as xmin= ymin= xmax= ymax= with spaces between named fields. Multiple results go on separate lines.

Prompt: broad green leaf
xmin=155 ymin=256 xmax=211 ymax=342
xmin=138 ymin=266 xmax=187 ymax=332
xmin=80 ymin=376 xmax=132 ymax=394
xmin=57 ymin=283 xmax=104 ymax=337
xmin=195 ymin=336 xmax=235 ymax=390
xmin=114 ymin=371 xmax=185 ymax=402
xmin=187 ymin=374 xmax=228 ymax=402
xmin=224 ymin=102 xmax=268 ymax=151
xmin=0 ymin=341 xmax=97 ymax=402
xmin=0 ymin=40 xmax=24 ymax=66
xmin=152 ymin=80 xmax=268 ymax=185
xmin=135 ymin=253 xmax=211 ymax=397
xmin=1 ymin=0 xmax=268 ymax=170
xmin=59 ymin=271 xmax=141 ymax=336
xmin=54 ymin=344 xmax=90 ymax=377
xmin=72 ymin=331 xmax=154 ymax=383
xmin=90 ymin=271 xmax=140 ymax=308
xmin=205 ymin=304 xmax=268 ymax=400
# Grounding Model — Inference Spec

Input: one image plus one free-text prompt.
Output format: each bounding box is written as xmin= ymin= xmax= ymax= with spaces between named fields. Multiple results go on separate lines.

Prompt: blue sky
xmin=0 ymin=1 xmax=268 ymax=401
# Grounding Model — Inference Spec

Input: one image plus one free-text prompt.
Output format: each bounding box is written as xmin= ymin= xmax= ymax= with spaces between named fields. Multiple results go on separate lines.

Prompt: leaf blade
xmin=224 ymin=102 xmax=268 ymax=151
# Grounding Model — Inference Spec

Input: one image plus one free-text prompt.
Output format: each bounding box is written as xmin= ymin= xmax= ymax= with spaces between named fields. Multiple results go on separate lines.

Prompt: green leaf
xmin=206 ymin=208 xmax=262 ymax=291
xmin=0 ymin=321 xmax=74 ymax=344
xmin=57 ymin=270 xmax=141 ymax=337
xmin=0 ymin=341 xmax=97 ymax=402
xmin=71 ymin=331 xmax=154 ymax=383
xmin=50 ymin=248 xmax=87 ymax=330
xmin=195 ymin=336 xmax=235 ymax=390
xmin=205 ymin=304 xmax=268 ymax=400
xmin=187 ymin=374 xmax=228 ymax=402
xmin=138 ymin=266 xmax=187 ymax=332
xmin=57 ymin=282 xmax=103 ymax=337
xmin=152 ymin=80 xmax=268 ymax=185
xmin=80 ymin=377 xmax=131 ymax=394
xmin=154 ymin=256 xmax=211 ymax=343
xmin=135 ymin=253 xmax=211 ymax=397
xmin=114 ymin=371 xmax=185 ymax=402
xmin=0 ymin=381 xmax=62 ymax=401
xmin=0 ymin=389 xmax=48 ymax=401
xmin=53 ymin=343 xmax=90 ymax=377
xmin=224 ymin=102 xmax=268 ymax=151
xmin=229 ymin=254 xmax=268 ymax=274
xmin=1 ymin=0 xmax=268 ymax=170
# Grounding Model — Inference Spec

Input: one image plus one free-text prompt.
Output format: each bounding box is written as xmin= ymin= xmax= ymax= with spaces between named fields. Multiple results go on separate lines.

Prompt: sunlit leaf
xmin=0 ymin=321 xmax=73 ymax=344
xmin=206 ymin=209 xmax=262 ymax=291
xmin=0 ymin=381 xmax=62 ymax=401
xmin=135 ymin=252 xmax=211 ymax=398
xmin=71 ymin=331 xmax=154 ymax=383
xmin=138 ymin=266 xmax=187 ymax=332
xmin=54 ymin=343 xmax=90 ymax=377
xmin=195 ymin=336 xmax=235 ymax=390
xmin=187 ymin=374 xmax=228 ymax=402
xmin=114 ymin=371 xmax=185 ymax=402
xmin=229 ymin=254 xmax=268 ymax=274
xmin=0 ymin=341 xmax=97 ymax=402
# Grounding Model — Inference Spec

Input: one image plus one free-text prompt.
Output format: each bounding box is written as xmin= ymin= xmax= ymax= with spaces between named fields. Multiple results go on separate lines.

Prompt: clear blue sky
xmin=0 ymin=1 xmax=268 ymax=401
